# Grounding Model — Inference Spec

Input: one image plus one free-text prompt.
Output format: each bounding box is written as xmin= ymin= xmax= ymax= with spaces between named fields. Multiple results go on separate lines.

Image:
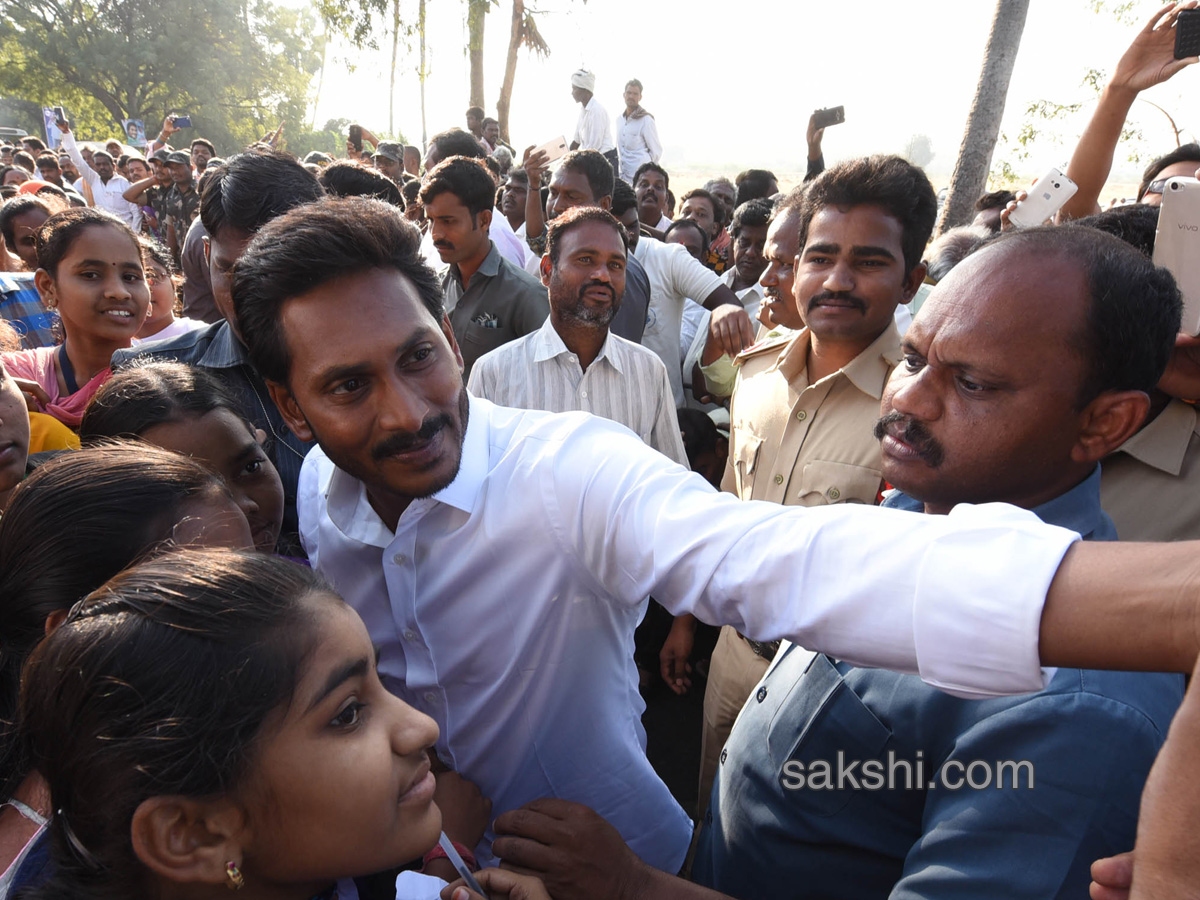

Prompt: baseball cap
xmin=165 ymin=151 xmax=192 ymax=166
xmin=373 ymin=141 xmax=403 ymax=163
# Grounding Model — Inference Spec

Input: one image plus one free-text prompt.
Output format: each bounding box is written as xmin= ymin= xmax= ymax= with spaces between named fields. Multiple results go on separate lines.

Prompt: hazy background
xmin=305 ymin=0 xmax=1197 ymax=190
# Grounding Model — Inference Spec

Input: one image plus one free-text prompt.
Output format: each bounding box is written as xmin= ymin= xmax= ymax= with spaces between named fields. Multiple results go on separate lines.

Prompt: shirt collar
xmin=429 ymin=392 xmax=489 ymax=514
xmin=1111 ymin=398 xmax=1196 ymax=476
xmin=530 ymin=316 xmax=622 ymax=372
xmin=776 ymin=320 xmax=903 ymax=399
xmin=884 ymin=465 xmax=1114 ymax=541
xmin=451 ymin=240 xmax=501 ymax=289
xmin=324 ymin=392 xmax=490 ymax=543
xmin=196 ymin=321 xmax=251 ymax=369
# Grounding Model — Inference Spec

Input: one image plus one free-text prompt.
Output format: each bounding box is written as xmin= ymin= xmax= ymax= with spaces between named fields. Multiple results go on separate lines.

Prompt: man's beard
xmin=306 ymin=387 xmax=471 ymax=502
xmin=555 ymin=281 xmax=617 ymax=328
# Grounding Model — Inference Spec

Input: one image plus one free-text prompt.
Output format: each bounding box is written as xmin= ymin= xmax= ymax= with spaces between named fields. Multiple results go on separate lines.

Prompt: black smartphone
xmin=1177 ymin=8 xmax=1200 ymax=60
xmin=52 ymin=106 xmax=67 ymax=129
xmin=812 ymin=106 xmax=845 ymax=130
xmin=349 ymin=124 xmax=363 ymax=152
xmin=172 ymin=115 xmax=192 ymax=128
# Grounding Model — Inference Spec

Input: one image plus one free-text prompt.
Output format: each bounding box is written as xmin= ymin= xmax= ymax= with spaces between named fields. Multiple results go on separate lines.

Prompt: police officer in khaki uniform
xmin=690 ymin=157 xmax=936 ymax=814
xmin=1102 ymin=397 xmax=1200 ymax=541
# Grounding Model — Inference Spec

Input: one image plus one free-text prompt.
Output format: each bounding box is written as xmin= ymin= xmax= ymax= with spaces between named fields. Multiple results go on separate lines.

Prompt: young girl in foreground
xmin=14 ymin=550 xmax=549 ymax=900
xmin=2 ymin=207 xmax=148 ymax=428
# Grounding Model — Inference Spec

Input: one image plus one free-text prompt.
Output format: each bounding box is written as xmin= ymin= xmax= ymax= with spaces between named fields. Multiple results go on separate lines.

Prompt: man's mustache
xmin=874 ymin=411 xmax=945 ymax=467
xmin=372 ymin=414 xmax=453 ymax=461
xmin=807 ymin=291 xmax=866 ymax=313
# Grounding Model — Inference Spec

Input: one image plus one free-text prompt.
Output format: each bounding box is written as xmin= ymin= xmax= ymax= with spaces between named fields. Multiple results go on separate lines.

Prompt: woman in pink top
xmin=2 ymin=207 xmax=148 ymax=429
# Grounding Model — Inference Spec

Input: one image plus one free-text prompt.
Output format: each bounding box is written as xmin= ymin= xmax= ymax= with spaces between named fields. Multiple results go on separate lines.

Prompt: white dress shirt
xmin=467 ymin=316 xmax=687 ymax=466
xmin=633 ymin=237 xmax=723 ymax=405
xmin=299 ymin=396 xmax=1077 ymax=874
xmin=572 ymin=97 xmax=614 ymax=153
xmin=617 ymin=111 xmax=663 ymax=184
xmin=61 ymin=132 xmax=141 ymax=230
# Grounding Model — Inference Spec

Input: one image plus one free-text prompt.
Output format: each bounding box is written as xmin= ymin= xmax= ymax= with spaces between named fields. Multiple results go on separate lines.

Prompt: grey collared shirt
xmin=443 ymin=241 xmax=549 ymax=380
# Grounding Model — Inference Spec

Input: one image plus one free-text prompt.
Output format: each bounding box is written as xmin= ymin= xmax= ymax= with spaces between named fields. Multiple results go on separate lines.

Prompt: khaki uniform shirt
xmin=1101 ymin=398 xmax=1200 ymax=541
xmin=721 ymin=323 xmax=903 ymax=506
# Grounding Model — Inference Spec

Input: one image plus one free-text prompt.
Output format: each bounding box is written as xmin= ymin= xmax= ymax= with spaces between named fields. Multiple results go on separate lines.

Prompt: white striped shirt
xmin=467 ymin=316 xmax=688 ymax=467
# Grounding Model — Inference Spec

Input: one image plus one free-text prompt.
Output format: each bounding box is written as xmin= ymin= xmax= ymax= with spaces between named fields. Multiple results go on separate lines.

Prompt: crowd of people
xmin=1 ymin=3 xmax=1200 ymax=899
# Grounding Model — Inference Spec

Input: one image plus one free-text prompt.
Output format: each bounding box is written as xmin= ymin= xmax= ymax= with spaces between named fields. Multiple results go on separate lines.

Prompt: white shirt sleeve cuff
xmin=912 ymin=502 xmax=1080 ymax=699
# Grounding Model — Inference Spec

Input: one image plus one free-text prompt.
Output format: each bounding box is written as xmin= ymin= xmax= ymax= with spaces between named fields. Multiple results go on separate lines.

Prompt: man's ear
xmin=266 ymin=380 xmax=314 ymax=443
xmin=130 ymin=795 xmax=245 ymax=889
xmin=900 ymin=263 xmax=928 ymax=305
xmin=477 ymin=208 xmax=492 ymax=232
xmin=202 ymin=235 xmax=210 ymax=266
xmin=539 ymin=254 xmax=552 ymax=287
xmin=439 ymin=313 xmax=465 ymax=376
xmin=1071 ymin=389 xmax=1151 ymax=464
xmin=598 ymin=195 xmax=612 ymax=211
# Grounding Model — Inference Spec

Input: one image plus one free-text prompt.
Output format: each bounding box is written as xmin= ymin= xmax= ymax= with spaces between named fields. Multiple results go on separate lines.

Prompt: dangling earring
xmin=225 ymin=861 xmax=245 ymax=891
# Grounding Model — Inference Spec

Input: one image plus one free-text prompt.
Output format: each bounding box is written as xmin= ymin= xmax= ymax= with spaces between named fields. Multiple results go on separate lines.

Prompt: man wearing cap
xmin=372 ymin=141 xmax=405 ymax=183
xmin=160 ymin=150 xmax=200 ymax=263
xmin=569 ymin=70 xmax=617 ymax=172
xmin=122 ymin=148 xmax=175 ymax=241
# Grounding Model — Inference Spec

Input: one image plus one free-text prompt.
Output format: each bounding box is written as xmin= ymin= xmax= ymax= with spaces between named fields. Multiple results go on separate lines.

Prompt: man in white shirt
xmin=231 ymin=195 xmax=1200 ymax=879
xmin=469 ymin=207 xmax=686 ymax=466
xmin=616 ymin=79 xmax=662 ymax=185
xmin=568 ymin=69 xmax=617 ymax=171
xmin=59 ymin=123 xmax=140 ymax=230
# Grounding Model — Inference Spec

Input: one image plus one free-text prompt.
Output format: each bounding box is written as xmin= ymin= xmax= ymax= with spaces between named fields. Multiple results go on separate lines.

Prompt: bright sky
xmin=309 ymin=0 xmax=1197 ymax=183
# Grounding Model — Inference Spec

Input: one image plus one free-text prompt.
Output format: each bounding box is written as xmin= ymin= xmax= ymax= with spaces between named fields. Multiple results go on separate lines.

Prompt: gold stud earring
xmin=225 ymin=861 xmax=244 ymax=891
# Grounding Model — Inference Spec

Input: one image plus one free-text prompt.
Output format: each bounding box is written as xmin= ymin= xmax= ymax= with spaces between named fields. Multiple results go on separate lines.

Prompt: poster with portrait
xmin=41 ymin=108 xmax=63 ymax=150
xmin=122 ymin=119 xmax=146 ymax=148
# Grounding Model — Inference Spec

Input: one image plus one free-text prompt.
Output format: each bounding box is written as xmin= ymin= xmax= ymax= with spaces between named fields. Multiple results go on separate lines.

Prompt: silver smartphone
xmin=1009 ymin=167 xmax=1079 ymax=228
xmin=1153 ymin=177 xmax=1200 ymax=336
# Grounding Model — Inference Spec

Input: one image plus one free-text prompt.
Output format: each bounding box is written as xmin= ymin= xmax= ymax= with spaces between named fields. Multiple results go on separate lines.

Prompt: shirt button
xmin=795 ymin=409 xmax=807 ymax=421
xmin=393 ymin=553 xmax=407 ymax=565
xmin=773 ymin=473 xmax=784 ymax=485
xmin=720 ymin=748 xmax=728 ymax=765
xmin=827 ymin=487 xmax=841 ymax=501
xmin=580 ymin=390 xmax=588 ymax=398
xmin=403 ymin=629 xmax=417 ymax=642
xmin=424 ymin=691 xmax=438 ymax=704
xmin=756 ymin=686 xmax=768 ymax=702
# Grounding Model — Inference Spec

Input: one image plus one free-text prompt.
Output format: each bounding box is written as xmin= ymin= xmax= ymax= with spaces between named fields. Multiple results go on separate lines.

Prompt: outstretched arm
xmin=1060 ymin=1 xmax=1198 ymax=221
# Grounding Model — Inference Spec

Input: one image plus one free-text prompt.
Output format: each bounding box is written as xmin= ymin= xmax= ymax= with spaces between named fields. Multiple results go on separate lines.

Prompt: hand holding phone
xmin=811 ymin=106 xmax=845 ymax=131
xmin=531 ymin=136 xmax=568 ymax=165
xmin=1008 ymin=167 xmax=1079 ymax=228
xmin=172 ymin=115 xmax=192 ymax=129
xmin=53 ymin=106 xmax=68 ymax=132
xmin=349 ymin=124 xmax=363 ymax=153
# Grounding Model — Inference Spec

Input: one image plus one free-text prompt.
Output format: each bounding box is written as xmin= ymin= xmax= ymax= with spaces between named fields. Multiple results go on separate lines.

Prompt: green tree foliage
xmin=0 ymin=0 xmax=323 ymax=152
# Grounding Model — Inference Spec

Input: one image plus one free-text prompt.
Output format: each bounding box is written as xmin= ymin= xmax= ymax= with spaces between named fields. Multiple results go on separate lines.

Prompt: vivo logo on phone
xmin=1179 ymin=223 xmax=1199 ymax=232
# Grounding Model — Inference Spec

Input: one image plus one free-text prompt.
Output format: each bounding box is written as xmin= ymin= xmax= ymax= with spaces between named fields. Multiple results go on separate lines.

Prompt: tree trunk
xmin=389 ymin=0 xmax=400 ymax=135
xmin=419 ymin=0 xmax=428 ymax=146
xmin=936 ymin=0 xmax=1031 ymax=235
xmin=496 ymin=0 xmax=522 ymax=143
xmin=467 ymin=0 xmax=487 ymax=109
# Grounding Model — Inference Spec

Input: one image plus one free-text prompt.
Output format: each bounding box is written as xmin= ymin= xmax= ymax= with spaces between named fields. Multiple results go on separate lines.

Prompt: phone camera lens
xmin=1053 ymin=183 xmax=1060 ymax=188
xmin=1171 ymin=182 xmax=1181 ymax=191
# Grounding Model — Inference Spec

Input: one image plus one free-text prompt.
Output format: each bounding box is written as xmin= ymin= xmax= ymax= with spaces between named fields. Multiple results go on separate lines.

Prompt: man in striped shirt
xmin=468 ymin=206 xmax=686 ymax=466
